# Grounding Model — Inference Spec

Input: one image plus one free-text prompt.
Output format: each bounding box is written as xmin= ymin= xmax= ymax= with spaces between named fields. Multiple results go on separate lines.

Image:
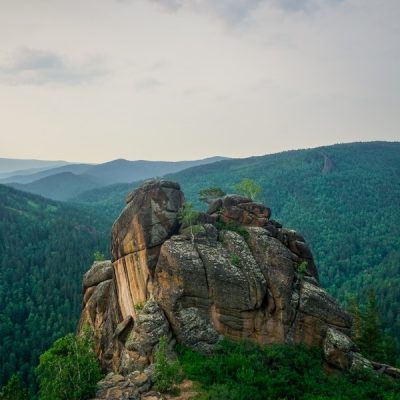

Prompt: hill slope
xmin=8 ymin=172 xmax=101 ymax=201
xmin=0 ymin=185 xmax=109 ymax=390
xmin=74 ymin=141 xmax=400 ymax=340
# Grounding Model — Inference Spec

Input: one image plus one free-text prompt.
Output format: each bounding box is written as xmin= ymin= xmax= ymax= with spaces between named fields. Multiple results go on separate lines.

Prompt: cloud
xmin=144 ymin=0 xmax=343 ymax=23
xmin=148 ymin=0 xmax=263 ymax=22
xmin=135 ymin=78 xmax=162 ymax=91
xmin=276 ymin=0 xmax=343 ymax=13
xmin=0 ymin=48 xmax=107 ymax=85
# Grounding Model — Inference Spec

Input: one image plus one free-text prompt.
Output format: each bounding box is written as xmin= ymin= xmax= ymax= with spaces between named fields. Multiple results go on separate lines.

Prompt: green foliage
xmin=179 ymin=203 xmax=199 ymax=243
xmin=179 ymin=202 xmax=199 ymax=227
xmin=4 ymin=142 xmax=400 ymax=391
xmin=93 ymin=250 xmax=105 ymax=261
xmin=349 ymin=292 xmax=398 ymax=365
xmin=0 ymin=185 xmax=109 ymax=392
xmin=35 ymin=329 xmax=102 ymax=400
xmin=161 ymin=142 xmax=400 ymax=350
xmin=229 ymin=255 xmax=240 ymax=267
xmin=134 ymin=302 xmax=144 ymax=312
xmin=153 ymin=336 xmax=182 ymax=394
xmin=177 ymin=339 xmax=400 ymax=400
xmin=298 ymin=261 xmax=308 ymax=281
xmin=214 ymin=220 xmax=249 ymax=241
xmin=0 ymin=375 xmax=29 ymax=400
xmin=198 ymin=187 xmax=226 ymax=204
xmin=233 ymin=178 xmax=262 ymax=201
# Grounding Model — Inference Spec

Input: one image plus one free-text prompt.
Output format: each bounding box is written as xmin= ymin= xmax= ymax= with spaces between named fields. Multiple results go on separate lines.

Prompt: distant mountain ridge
xmin=0 ymin=158 xmax=69 ymax=176
xmin=3 ymin=156 xmax=228 ymax=201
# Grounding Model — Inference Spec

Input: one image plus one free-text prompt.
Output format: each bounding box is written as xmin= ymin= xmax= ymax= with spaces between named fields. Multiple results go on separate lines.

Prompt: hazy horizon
xmin=1 ymin=139 xmax=399 ymax=165
xmin=1 ymin=1 xmax=399 ymax=163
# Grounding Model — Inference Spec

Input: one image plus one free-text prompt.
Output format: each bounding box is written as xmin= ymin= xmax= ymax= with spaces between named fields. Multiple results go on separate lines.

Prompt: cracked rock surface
xmin=79 ymin=179 xmax=363 ymax=383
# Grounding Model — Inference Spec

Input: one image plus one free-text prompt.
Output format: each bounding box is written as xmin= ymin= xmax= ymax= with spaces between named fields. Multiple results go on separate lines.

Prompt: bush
xmin=214 ymin=221 xmax=249 ymax=241
xmin=229 ymin=255 xmax=240 ymax=267
xmin=0 ymin=375 xmax=29 ymax=400
xmin=153 ymin=336 xmax=182 ymax=394
xmin=177 ymin=339 xmax=400 ymax=400
xmin=36 ymin=329 xmax=103 ymax=400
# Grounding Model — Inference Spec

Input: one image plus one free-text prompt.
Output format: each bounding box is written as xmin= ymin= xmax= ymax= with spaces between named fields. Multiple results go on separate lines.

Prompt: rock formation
xmin=79 ymin=179 xmax=374 ymax=385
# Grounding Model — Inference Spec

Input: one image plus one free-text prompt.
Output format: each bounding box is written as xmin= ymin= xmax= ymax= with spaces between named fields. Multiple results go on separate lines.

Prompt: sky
xmin=0 ymin=0 xmax=399 ymax=163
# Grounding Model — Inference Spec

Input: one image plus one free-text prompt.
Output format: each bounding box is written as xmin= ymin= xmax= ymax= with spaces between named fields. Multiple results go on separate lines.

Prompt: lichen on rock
xmin=79 ymin=179 xmax=369 ymax=383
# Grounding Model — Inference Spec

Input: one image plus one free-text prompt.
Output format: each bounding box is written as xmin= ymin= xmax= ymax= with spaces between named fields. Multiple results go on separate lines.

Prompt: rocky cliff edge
xmin=79 ymin=179 xmax=387 ymax=395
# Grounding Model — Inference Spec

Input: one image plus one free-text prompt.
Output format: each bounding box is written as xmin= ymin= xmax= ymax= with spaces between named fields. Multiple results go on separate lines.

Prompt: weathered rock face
xmin=79 ymin=180 xmax=364 ymax=377
xmin=111 ymin=180 xmax=184 ymax=319
xmin=79 ymin=261 xmax=123 ymax=372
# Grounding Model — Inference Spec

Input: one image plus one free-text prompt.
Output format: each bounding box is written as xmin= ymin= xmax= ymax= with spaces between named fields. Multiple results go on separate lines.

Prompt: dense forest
xmin=73 ymin=142 xmax=400 ymax=342
xmin=0 ymin=186 xmax=109 ymax=391
xmin=1 ymin=141 xmax=399 ymax=394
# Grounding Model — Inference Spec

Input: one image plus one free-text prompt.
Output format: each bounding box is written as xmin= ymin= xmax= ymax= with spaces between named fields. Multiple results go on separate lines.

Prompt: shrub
xmin=153 ymin=336 xmax=182 ymax=394
xmin=134 ymin=302 xmax=144 ymax=312
xmin=0 ymin=375 xmax=29 ymax=400
xmin=229 ymin=255 xmax=240 ymax=267
xmin=214 ymin=221 xmax=249 ymax=241
xmin=177 ymin=339 xmax=400 ymax=400
xmin=36 ymin=328 xmax=102 ymax=400
xmin=93 ymin=250 xmax=105 ymax=262
xmin=199 ymin=187 xmax=226 ymax=204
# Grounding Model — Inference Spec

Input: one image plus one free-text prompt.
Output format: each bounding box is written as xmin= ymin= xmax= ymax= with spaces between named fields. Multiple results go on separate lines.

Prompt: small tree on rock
xmin=234 ymin=179 xmax=262 ymax=201
xmin=198 ymin=187 xmax=226 ymax=204
xmin=179 ymin=203 xmax=199 ymax=245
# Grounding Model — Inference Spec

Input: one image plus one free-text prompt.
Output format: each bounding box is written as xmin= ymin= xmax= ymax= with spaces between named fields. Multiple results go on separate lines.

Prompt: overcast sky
xmin=0 ymin=0 xmax=399 ymax=162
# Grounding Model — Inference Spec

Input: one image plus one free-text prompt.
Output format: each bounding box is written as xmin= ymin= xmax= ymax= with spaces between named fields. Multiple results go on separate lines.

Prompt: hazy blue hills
xmin=3 ymin=156 xmax=228 ymax=200
xmin=8 ymin=172 xmax=101 ymax=201
xmin=73 ymin=141 xmax=400 ymax=341
xmin=0 ymin=163 xmax=93 ymax=184
xmin=0 ymin=158 xmax=69 ymax=177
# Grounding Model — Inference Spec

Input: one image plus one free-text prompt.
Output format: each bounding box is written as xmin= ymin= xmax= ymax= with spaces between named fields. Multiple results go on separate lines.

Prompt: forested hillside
xmin=74 ymin=141 xmax=400 ymax=341
xmin=0 ymin=186 xmax=109 ymax=391
xmin=2 ymin=141 xmax=399 ymax=393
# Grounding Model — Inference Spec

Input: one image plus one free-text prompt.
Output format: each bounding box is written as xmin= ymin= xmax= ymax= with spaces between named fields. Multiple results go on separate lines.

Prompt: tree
xmin=358 ymin=291 xmax=385 ymax=361
xmin=234 ymin=179 xmax=262 ymax=201
xmin=153 ymin=336 xmax=181 ymax=394
xmin=348 ymin=291 xmax=397 ymax=364
xmin=93 ymin=250 xmax=105 ymax=262
xmin=198 ymin=187 xmax=226 ymax=204
xmin=348 ymin=297 xmax=362 ymax=342
xmin=179 ymin=203 xmax=199 ymax=245
xmin=36 ymin=329 xmax=102 ymax=400
xmin=0 ymin=375 xmax=28 ymax=400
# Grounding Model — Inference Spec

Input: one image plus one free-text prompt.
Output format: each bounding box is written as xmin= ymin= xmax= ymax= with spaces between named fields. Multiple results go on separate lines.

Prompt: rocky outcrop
xmin=111 ymin=180 xmax=184 ymax=320
xmin=79 ymin=179 xmax=369 ymax=380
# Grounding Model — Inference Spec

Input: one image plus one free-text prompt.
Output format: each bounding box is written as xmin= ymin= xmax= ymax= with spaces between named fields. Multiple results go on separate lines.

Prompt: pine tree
xmin=0 ymin=375 xmax=29 ymax=400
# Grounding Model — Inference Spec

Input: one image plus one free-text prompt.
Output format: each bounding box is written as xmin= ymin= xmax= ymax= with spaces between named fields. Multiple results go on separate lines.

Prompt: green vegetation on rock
xmin=36 ymin=329 xmax=102 ymax=400
xmin=178 ymin=339 xmax=400 ymax=400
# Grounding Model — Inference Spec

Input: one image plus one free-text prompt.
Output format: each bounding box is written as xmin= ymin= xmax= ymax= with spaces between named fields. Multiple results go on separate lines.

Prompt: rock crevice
xmin=79 ymin=179 xmax=368 ymax=377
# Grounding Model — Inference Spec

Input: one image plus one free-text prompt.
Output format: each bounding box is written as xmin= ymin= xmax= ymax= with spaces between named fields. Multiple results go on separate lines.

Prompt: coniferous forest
xmin=0 ymin=141 xmax=400 ymax=396
xmin=0 ymin=186 xmax=109 ymax=391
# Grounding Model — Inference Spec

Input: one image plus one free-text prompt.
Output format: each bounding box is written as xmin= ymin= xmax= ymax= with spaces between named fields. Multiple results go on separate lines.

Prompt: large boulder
xmin=112 ymin=180 xmax=184 ymax=261
xmin=207 ymin=195 xmax=271 ymax=227
xmin=79 ymin=180 xmax=358 ymax=377
xmin=111 ymin=180 xmax=184 ymax=319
